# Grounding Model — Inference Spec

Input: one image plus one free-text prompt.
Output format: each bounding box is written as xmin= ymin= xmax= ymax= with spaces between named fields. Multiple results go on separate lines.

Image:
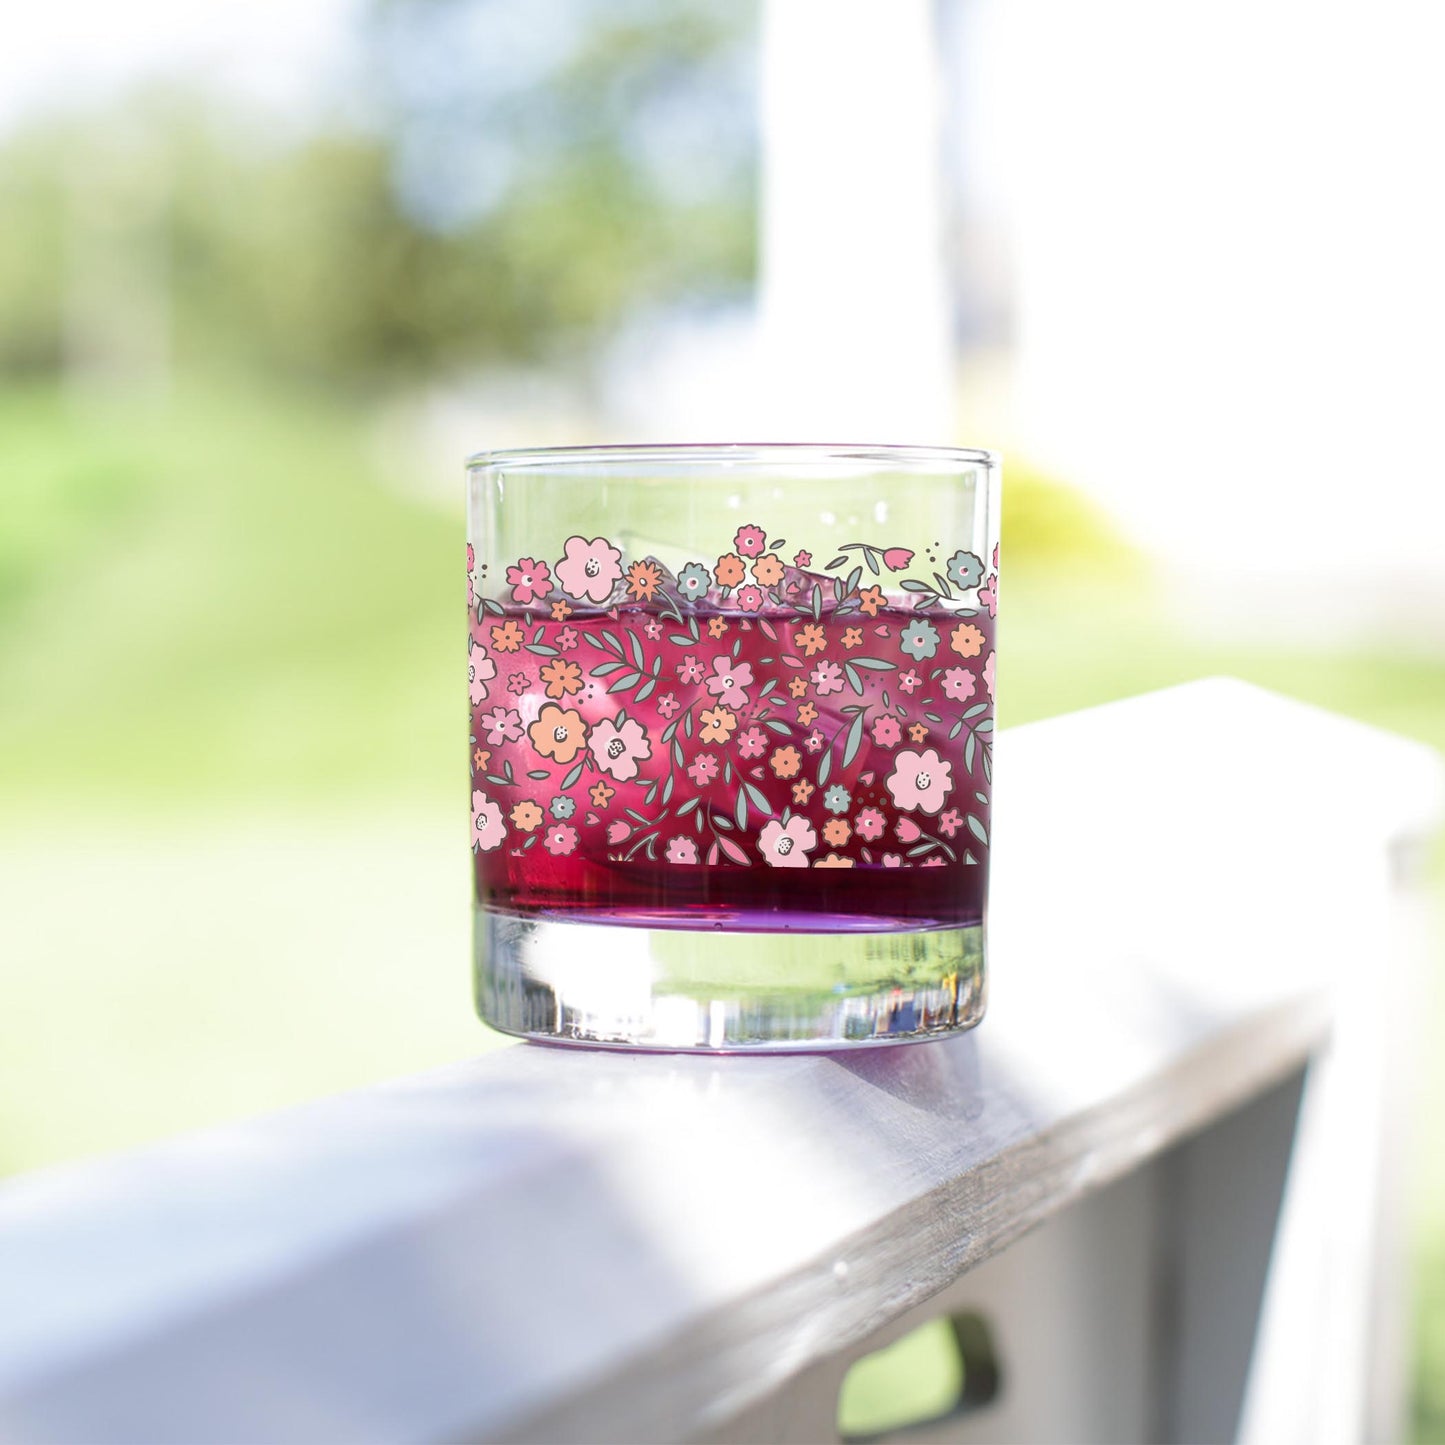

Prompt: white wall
xmin=961 ymin=0 xmax=1445 ymax=633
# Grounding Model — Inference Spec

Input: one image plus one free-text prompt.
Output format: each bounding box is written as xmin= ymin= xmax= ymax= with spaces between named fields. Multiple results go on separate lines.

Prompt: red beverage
xmin=469 ymin=592 xmax=994 ymax=934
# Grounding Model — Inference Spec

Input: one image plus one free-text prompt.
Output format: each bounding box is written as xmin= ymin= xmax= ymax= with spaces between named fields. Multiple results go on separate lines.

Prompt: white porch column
xmin=759 ymin=0 xmax=953 ymax=443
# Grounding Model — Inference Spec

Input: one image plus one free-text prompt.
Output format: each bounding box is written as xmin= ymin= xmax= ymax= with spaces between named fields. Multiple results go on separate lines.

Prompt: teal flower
xmin=549 ymin=795 xmax=577 ymax=821
xmin=946 ymin=550 xmax=985 ymax=590
xmin=823 ymin=784 xmax=852 ymax=815
xmin=676 ymin=562 xmax=712 ymax=602
xmin=898 ymin=618 xmax=940 ymax=660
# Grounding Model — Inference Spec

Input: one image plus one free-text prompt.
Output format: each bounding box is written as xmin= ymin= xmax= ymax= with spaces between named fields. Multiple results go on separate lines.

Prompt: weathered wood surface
xmin=0 ymin=680 xmax=1436 ymax=1444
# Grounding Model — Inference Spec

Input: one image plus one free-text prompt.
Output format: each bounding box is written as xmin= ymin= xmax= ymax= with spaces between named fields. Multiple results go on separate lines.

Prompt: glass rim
xmin=467 ymin=441 xmax=998 ymax=471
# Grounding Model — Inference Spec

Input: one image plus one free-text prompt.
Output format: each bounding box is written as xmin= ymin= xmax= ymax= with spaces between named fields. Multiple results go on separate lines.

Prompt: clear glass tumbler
xmin=467 ymin=444 xmax=999 ymax=1050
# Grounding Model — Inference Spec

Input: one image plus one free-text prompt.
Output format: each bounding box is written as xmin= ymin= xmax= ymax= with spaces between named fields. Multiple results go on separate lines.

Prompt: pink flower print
xmin=938 ymin=808 xmax=963 ymax=838
xmin=479 ymin=706 xmax=525 ymax=745
xmin=941 ymin=667 xmax=977 ymax=703
xmin=810 ymin=659 xmax=845 ymax=697
xmin=993 ymin=543 xmax=999 ymax=568
xmin=921 ymin=856 xmax=945 ymax=867
xmin=895 ymin=816 xmax=923 ymax=844
xmin=665 ymin=836 xmax=700 ymax=865
xmin=676 ymin=654 xmax=705 ymax=685
xmin=979 ymin=574 xmax=998 ymax=619
xmin=557 ymin=626 xmax=579 ymax=651
xmin=854 ymin=807 xmax=886 ymax=842
xmin=706 ymin=655 xmax=754 ymax=706
xmin=757 ymin=815 xmax=817 ymax=868
xmin=882 ymin=853 xmax=903 ymax=867
xmin=735 ymin=583 xmax=765 ymax=613
xmin=734 ymin=523 xmax=767 ymax=558
xmin=589 ymin=715 xmax=652 ymax=781
xmin=898 ymin=669 xmax=922 ymax=695
xmin=871 ymin=714 xmax=902 ymax=748
xmin=736 ymin=725 xmax=767 ymax=759
xmin=657 ymin=692 xmax=680 ymax=719
xmin=555 ymin=535 xmax=623 ymax=604
xmin=506 ymin=556 xmax=552 ymax=605
xmin=643 ymin=617 xmax=663 ymax=640
xmin=803 ymin=728 xmax=825 ymax=754
xmin=793 ymin=549 xmax=812 ymax=568
xmin=468 ymin=642 xmax=497 ymax=706
xmin=471 ymin=790 xmax=505 ymax=852
xmin=606 ymin=820 xmax=631 ymax=845
xmin=506 ymin=672 xmax=530 ymax=696
xmin=543 ymin=823 xmax=579 ymax=857
xmin=687 ymin=752 xmax=720 ymax=786
xmin=883 ymin=547 xmax=914 ymax=571
xmin=983 ymin=651 xmax=996 ymax=702
xmin=885 ymin=747 xmax=954 ymax=815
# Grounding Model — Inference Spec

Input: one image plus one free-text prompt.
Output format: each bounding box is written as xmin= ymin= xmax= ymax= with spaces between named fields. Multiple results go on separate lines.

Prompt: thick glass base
xmin=475 ymin=910 xmax=986 ymax=1051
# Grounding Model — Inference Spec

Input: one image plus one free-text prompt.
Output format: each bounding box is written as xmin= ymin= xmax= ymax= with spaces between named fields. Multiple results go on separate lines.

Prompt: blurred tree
xmin=0 ymin=0 xmax=756 ymax=392
xmin=0 ymin=134 xmax=66 ymax=377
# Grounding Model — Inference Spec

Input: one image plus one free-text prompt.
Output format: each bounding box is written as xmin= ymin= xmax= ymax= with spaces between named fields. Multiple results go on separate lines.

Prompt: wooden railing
xmin=0 ymin=680 xmax=1437 ymax=1444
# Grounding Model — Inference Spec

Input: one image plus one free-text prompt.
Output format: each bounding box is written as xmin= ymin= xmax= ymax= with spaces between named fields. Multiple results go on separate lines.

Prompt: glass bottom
xmin=475 ymin=910 xmax=986 ymax=1051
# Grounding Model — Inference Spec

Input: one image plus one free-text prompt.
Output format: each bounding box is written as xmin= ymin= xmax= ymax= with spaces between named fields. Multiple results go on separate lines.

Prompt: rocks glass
xmin=467 ymin=444 xmax=998 ymax=1049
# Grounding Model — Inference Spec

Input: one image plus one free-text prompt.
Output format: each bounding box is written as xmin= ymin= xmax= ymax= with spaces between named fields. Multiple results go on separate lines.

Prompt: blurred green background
xmin=1 ymin=0 xmax=1441 ymax=1436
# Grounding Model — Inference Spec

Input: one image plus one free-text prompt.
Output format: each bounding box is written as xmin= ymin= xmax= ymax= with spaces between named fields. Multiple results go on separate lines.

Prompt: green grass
xmin=1 ymin=379 xmax=1442 ymax=1438
xmin=0 ymin=378 xmax=462 ymax=810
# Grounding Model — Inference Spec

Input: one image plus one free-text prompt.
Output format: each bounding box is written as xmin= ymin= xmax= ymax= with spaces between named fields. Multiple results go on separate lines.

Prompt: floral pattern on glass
xmin=468 ymin=526 xmax=996 ymax=874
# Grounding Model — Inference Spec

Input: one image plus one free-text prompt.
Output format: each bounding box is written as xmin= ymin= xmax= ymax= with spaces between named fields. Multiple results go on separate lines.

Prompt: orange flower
xmin=510 ymin=799 xmax=544 ymax=832
xmin=490 ymin=619 xmax=524 ymax=653
xmin=797 ymin=700 xmax=818 ymax=726
xmin=908 ymin=721 xmax=929 ymax=744
xmin=770 ymin=745 xmax=802 ymax=779
xmin=752 ymin=552 xmax=785 ymax=587
xmin=707 ymin=615 xmax=729 ymax=639
xmin=539 ymin=657 xmax=583 ymax=699
xmin=949 ymin=621 xmax=986 ymax=659
xmin=842 ymin=627 xmax=864 ymax=649
xmin=792 ymin=779 xmax=816 ymax=806
xmin=794 ymin=623 xmax=827 ymax=657
xmin=550 ymin=598 xmax=573 ymax=622
xmin=699 ymin=704 xmax=738 ymax=744
xmin=537 ymin=658 xmax=575 ymax=696
xmin=858 ymin=585 xmax=885 ymax=617
xmin=822 ymin=817 xmax=851 ymax=848
xmin=589 ymin=780 xmax=615 ymax=808
xmin=472 ymin=747 xmax=491 ymax=770
xmin=787 ymin=676 xmax=808 ymax=699
xmin=528 ymin=703 xmax=586 ymax=763
xmin=814 ymin=853 xmax=856 ymax=868
xmin=714 ymin=553 xmax=746 ymax=588
xmin=626 ymin=559 xmax=663 ymax=602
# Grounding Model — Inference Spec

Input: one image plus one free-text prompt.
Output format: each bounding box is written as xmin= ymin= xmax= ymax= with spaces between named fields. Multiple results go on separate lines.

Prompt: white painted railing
xmin=0 ymin=681 xmax=1437 ymax=1444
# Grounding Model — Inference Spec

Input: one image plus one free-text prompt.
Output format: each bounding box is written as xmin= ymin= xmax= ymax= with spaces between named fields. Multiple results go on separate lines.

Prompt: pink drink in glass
xmin=470 ymin=594 xmax=993 ymax=934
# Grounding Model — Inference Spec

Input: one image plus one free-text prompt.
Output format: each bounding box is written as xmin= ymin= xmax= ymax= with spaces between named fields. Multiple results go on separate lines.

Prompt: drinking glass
xmin=467 ymin=444 xmax=999 ymax=1050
